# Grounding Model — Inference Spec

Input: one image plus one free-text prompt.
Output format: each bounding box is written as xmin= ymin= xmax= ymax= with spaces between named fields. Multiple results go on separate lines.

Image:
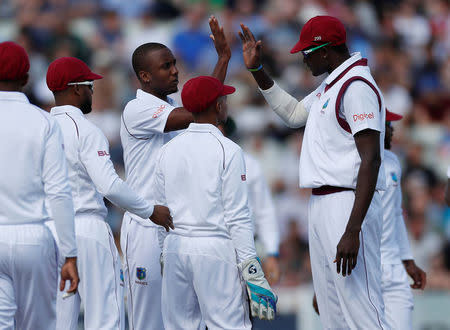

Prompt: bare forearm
xmin=211 ymin=56 xmax=231 ymax=83
xmin=346 ymin=158 xmax=380 ymax=233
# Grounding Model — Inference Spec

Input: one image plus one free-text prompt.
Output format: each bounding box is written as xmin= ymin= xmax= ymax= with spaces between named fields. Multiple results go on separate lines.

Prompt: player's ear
xmin=139 ymin=71 xmax=151 ymax=84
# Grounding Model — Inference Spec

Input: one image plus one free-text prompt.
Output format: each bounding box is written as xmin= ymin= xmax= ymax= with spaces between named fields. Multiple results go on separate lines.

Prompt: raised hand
xmin=209 ymin=15 xmax=231 ymax=60
xmin=150 ymin=205 xmax=174 ymax=232
xmin=238 ymin=23 xmax=262 ymax=70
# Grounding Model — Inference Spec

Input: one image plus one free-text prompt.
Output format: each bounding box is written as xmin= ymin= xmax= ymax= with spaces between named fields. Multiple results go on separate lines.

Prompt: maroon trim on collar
xmin=335 ymin=76 xmax=382 ymax=134
xmin=324 ymin=58 xmax=368 ymax=93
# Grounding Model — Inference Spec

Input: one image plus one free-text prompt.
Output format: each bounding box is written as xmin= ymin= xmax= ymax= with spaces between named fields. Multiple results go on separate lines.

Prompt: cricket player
xmin=0 ymin=41 xmax=79 ymax=329
xmin=120 ymin=16 xmax=231 ymax=330
xmin=45 ymin=56 xmax=173 ymax=330
xmin=219 ymin=118 xmax=280 ymax=284
xmin=240 ymin=16 xmax=388 ymax=329
xmin=156 ymin=75 xmax=277 ymax=329
xmin=380 ymin=109 xmax=426 ymax=329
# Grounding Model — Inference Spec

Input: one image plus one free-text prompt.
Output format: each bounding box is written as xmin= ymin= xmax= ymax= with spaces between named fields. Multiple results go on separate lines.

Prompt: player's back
xmin=0 ymin=92 xmax=55 ymax=224
xmin=156 ymin=123 xmax=244 ymax=239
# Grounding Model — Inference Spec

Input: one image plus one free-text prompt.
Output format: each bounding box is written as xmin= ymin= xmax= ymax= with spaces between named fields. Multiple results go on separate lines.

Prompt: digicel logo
xmin=353 ymin=112 xmax=374 ymax=122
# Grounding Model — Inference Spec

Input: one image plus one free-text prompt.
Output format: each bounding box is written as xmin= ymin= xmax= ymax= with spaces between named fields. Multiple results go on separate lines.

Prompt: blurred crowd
xmin=1 ymin=0 xmax=449 ymax=290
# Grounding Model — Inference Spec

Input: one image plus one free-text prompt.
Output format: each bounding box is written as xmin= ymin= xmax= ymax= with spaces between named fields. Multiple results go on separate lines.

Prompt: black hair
xmin=131 ymin=42 xmax=167 ymax=79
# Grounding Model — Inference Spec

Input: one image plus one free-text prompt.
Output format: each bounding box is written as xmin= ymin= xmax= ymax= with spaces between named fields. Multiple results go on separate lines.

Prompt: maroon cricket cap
xmin=46 ymin=57 xmax=103 ymax=92
xmin=386 ymin=109 xmax=403 ymax=121
xmin=290 ymin=16 xmax=346 ymax=54
xmin=0 ymin=41 xmax=30 ymax=81
xmin=181 ymin=76 xmax=235 ymax=113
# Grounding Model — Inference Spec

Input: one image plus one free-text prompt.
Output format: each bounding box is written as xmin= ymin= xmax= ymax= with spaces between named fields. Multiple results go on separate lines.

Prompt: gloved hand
xmin=239 ymin=257 xmax=277 ymax=320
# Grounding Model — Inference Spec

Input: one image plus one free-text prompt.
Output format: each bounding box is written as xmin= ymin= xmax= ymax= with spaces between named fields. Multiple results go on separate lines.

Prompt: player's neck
xmin=0 ymin=81 xmax=23 ymax=92
xmin=328 ymin=52 xmax=351 ymax=74
xmin=193 ymin=110 xmax=218 ymax=127
xmin=141 ymin=86 xmax=169 ymax=103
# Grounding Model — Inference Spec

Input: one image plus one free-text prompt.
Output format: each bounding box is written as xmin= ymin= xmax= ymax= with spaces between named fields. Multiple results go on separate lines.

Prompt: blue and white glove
xmin=239 ymin=257 xmax=277 ymax=320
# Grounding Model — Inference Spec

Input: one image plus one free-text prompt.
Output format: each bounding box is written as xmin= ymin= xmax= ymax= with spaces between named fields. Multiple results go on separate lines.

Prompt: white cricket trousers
xmin=120 ymin=214 xmax=164 ymax=330
xmin=381 ymin=264 xmax=413 ymax=330
xmin=47 ymin=215 xmax=124 ymax=330
xmin=0 ymin=223 xmax=58 ymax=330
xmin=161 ymin=234 xmax=251 ymax=330
xmin=309 ymin=191 xmax=388 ymax=330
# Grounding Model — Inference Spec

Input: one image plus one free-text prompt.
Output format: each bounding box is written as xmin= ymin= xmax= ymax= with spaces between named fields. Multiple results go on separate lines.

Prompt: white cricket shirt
xmin=298 ymin=53 xmax=386 ymax=190
xmin=380 ymin=150 xmax=413 ymax=264
xmin=154 ymin=123 xmax=257 ymax=263
xmin=50 ymin=105 xmax=154 ymax=220
xmin=244 ymin=152 xmax=280 ymax=256
xmin=0 ymin=92 xmax=76 ymax=257
xmin=120 ymin=89 xmax=178 ymax=226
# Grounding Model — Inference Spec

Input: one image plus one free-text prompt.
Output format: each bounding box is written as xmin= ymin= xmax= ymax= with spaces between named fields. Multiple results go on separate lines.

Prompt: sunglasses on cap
xmin=67 ymin=81 xmax=94 ymax=92
xmin=302 ymin=42 xmax=331 ymax=58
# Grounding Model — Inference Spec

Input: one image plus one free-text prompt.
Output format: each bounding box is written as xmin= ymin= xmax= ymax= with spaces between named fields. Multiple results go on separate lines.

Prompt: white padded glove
xmin=239 ymin=257 xmax=277 ymax=320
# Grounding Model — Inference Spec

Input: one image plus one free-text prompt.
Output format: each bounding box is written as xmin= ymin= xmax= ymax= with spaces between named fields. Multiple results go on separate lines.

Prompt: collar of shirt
xmin=50 ymin=105 xmax=84 ymax=117
xmin=187 ymin=123 xmax=223 ymax=136
xmin=0 ymin=91 xmax=29 ymax=103
xmin=136 ymin=89 xmax=177 ymax=107
xmin=324 ymin=52 xmax=363 ymax=86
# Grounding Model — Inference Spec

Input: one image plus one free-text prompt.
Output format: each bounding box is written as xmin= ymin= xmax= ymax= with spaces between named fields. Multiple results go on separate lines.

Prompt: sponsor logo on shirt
xmin=249 ymin=264 xmax=257 ymax=274
xmin=97 ymin=150 xmax=110 ymax=156
xmin=135 ymin=267 xmax=148 ymax=285
xmin=353 ymin=112 xmax=374 ymax=122
xmin=391 ymin=172 xmax=398 ymax=186
xmin=152 ymin=105 xmax=166 ymax=118
xmin=321 ymin=98 xmax=330 ymax=114
xmin=241 ymin=175 xmax=246 ymax=181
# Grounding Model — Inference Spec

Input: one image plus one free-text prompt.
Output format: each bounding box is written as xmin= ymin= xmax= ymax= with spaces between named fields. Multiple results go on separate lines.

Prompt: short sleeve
xmin=122 ymin=101 xmax=176 ymax=138
xmin=342 ymin=81 xmax=382 ymax=135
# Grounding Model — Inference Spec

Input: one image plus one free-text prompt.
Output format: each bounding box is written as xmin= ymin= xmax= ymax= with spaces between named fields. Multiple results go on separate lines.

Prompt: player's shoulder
xmin=123 ymin=91 xmax=175 ymax=117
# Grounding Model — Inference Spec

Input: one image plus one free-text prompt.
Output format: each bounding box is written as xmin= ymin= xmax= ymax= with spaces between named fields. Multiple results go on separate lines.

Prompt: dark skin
xmin=137 ymin=16 xmax=231 ymax=133
xmin=193 ymin=96 xmax=228 ymax=127
xmin=53 ymin=82 xmax=174 ymax=232
xmin=385 ymin=122 xmax=427 ymax=290
xmin=239 ymin=23 xmax=381 ymax=277
xmin=0 ymin=73 xmax=80 ymax=293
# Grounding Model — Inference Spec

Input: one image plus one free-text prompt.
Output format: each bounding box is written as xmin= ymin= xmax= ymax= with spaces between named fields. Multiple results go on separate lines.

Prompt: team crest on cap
xmin=136 ymin=267 xmax=146 ymax=280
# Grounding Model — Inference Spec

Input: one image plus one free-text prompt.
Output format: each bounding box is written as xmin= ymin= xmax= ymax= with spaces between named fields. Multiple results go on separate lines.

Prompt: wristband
xmin=248 ymin=64 xmax=263 ymax=72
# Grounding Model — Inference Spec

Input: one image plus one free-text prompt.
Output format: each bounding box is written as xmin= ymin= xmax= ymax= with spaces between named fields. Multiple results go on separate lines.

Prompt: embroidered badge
xmin=321 ymin=98 xmax=330 ymax=114
xmin=136 ymin=267 xmax=146 ymax=280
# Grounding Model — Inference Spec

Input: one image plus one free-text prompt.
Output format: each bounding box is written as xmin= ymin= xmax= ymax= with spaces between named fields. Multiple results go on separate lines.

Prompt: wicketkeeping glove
xmin=239 ymin=257 xmax=277 ymax=320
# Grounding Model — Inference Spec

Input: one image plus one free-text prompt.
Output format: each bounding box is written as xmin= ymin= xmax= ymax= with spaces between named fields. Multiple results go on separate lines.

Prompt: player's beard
xmin=80 ymin=96 xmax=92 ymax=114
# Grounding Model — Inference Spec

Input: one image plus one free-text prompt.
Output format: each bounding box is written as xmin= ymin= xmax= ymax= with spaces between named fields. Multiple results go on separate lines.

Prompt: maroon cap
xmin=181 ymin=76 xmax=235 ymax=113
xmin=290 ymin=16 xmax=346 ymax=54
xmin=0 ymin=41 xmax=30 ymax=81
xmin=46 ymin=57 xmax=103 ymax=92
xmin=386 ymin=109 xmax=403 ymax=121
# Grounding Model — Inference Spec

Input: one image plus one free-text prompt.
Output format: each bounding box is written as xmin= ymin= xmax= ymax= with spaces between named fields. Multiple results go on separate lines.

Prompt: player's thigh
xmin=0 ymin=242 xmax=15 ymax=330
xmin=12 ymin=225 xmax=58 ymax=330
xmin=77 ymin=221 xmax=123 ymax=330
xmin=190 ymin=243 xmax=251 ymax=329
xmin=162 ymin=251 xmax=202 ymax=330
xmin=382 ymin=264 xmax=413 ymax=330
xmin=123 ymin=222 xmax=163 ymax=329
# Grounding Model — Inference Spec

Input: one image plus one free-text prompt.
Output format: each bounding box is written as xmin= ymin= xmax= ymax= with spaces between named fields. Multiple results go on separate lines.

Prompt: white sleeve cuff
xmin=259 ymin=83 xmax=308 ymax=128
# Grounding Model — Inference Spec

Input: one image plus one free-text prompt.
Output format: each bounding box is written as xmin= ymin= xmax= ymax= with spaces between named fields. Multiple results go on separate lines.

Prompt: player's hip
xmin=163 ymin=234 xmax=237 ymax=265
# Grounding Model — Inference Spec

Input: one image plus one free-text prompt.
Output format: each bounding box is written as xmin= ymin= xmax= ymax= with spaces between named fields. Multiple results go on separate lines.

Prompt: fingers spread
xmin=238 ymin=31 xmax=246 ymax=43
